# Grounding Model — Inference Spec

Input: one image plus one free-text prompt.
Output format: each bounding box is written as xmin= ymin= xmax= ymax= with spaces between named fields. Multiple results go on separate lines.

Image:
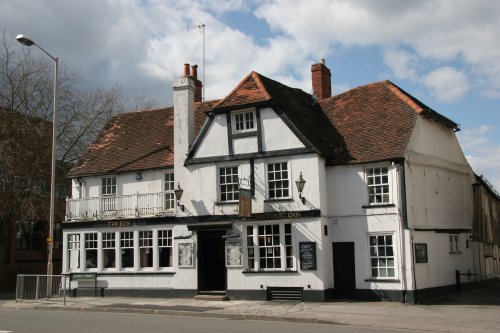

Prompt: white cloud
xmin=1 ymin=0 xmax=499 ymax=106
xmin=383 ymin=48 xmax=418 ymax=82
xmin=458 ymin=126 xmax=500 ymax=192
xmin=421 ymin=67 xmax=470 ymax=102
xmin=255 ymin=0 xmax=500 ymax=99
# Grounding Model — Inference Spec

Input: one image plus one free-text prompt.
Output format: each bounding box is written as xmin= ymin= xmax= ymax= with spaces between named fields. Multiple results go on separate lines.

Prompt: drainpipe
xmin=396 ymin=161 xmax=408 ymax=303
xmin=398 ymin=160 xmax=421 ymax=303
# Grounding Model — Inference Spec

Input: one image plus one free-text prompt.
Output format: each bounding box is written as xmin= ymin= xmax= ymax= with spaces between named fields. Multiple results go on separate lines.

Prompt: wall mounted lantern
xmin=295 ymin=172 xmax=306 ymax=204
xmin=174 ymin=183 xmax=185 ymax=211
xmin=135 ymin=172 xmax=142 ymax=181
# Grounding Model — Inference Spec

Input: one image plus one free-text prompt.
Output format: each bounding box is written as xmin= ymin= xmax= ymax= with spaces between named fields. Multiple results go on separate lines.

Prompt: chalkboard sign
xmin=299 ymin=242 xmax=317 ymax=270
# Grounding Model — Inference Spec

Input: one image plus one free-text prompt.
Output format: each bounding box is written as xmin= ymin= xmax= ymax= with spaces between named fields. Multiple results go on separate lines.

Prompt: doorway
xmin=332 ymin=242 xmax=356 ymax=299
xmin=197 ymin=230 xmax=226 ymax=293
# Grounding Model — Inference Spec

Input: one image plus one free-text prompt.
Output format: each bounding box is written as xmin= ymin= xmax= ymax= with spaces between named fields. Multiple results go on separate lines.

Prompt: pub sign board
xmin=299 ymin=242 xmax=317 ymax=270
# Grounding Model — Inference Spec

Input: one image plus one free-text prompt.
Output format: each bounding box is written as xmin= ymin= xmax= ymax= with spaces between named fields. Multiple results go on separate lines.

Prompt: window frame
xmin=369 ymin=233 xmax=396 ymax=280
xmin=164 ymin=172 xmax=175 ymax=211
xmin=102 ymin=232 xmax=116 ymax=270
xmin=231 ymin=109 xmax=256 ymax=133
xmin=84 ymin=232 xmax=98 ymax=270
xmin=139 ymin=230 xmax=153 ymax=269
xmin=245 ymin=223 xmax=295 ymax=272
xmin=158 ymin=229 xmax=173 ymax=269
xmin=218 ymin=165 xmax=240 ymax=203
xmin=266 ymin=161 xmax=291 ymax=200
xmin=67 ymin=233 xmax=81 ymax=270
xmin=101 ymin=176 xmax=117 ymax=211
xmin=120 ymin=231 xmax=135 ymax=269
xmin=365 ymin=166 xmax=391 ymax=205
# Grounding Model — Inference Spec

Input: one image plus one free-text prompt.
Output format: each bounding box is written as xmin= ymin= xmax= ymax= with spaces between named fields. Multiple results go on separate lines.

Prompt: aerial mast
xmin=187 ymin=23 xmax=206 ymax=101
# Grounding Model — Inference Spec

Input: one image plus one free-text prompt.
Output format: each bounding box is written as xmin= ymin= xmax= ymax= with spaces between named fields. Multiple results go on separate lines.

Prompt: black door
xmin=197 ymin=230 xmax=226 ymax=293
xmin=332 ymin=242 xmax=356 ymax=299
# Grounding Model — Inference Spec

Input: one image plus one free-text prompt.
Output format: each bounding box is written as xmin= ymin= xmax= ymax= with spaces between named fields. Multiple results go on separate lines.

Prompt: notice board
xmin=299 ymin=242 xmax=317 ymax=270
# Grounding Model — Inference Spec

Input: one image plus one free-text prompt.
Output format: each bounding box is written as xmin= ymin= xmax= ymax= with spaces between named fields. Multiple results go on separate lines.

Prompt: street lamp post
xmin=16 ymin=34 xmax=59 ymax=278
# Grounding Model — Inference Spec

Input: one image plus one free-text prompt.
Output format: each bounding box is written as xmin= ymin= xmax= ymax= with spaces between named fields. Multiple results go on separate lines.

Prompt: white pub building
xmin=63 ymin=61 xmax=500 ymax=302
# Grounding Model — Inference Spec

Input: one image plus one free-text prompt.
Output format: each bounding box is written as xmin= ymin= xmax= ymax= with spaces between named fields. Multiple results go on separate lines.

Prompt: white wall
xmin=327 ymin=163 xmax=399 ymax=217
xmin=70 ymin=169 xmax=171 ymax=199
xmin=176 ymin=154 xmax=323 ymax=217
xmin=405 ymin=118 xmax=475 ymax=230
xmin=260 ymin=107 xmax=305 ymax=151
xmin=193 ymin=115 xmax=229 ymax=158
xmin=412 ymin=231 xmax=474 ymax=289
xmin=228 ymin=219 xmax=326 ymax=291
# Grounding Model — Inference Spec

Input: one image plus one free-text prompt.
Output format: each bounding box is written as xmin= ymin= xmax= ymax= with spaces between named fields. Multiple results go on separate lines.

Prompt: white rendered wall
xmin=328 ymin=164 xmax=399 ymax=217
xmin=177 ymin=154 xmax=323 ymax=217
xmin=70 ymin=169 xmax=171 ymax=199
xmin=405 ymin=118 xmax=475 ymax=230
xmin=411 ymin=230 xmax=474 ymax=289
xmin=260 ymin=107 xmax=305 ymax=151
xmin=326 ymin=163 xmax=404 ymax=291
xmin=193 ymin=115 xmax=229 ymax=158
xmin=227 ymin=219 xmax=326 ymax=291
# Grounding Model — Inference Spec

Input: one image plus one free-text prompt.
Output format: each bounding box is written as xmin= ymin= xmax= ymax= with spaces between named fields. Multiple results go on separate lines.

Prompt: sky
xmin=1 ymin=0 xmax=499 ymax=190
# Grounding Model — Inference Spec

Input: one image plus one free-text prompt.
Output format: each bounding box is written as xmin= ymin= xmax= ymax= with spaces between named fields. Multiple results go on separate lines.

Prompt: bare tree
xmin=0 ymin=31 xmax=155 ymax=280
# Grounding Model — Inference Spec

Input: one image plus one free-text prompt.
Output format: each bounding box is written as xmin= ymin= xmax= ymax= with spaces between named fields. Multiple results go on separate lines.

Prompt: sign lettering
xmin=107 ymin=220 xmax=132 ymax=228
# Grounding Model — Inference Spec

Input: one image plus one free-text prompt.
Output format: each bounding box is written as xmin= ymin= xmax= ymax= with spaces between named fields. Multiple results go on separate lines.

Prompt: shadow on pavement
xmin=422 ymin=280 xmax=500 ymax=306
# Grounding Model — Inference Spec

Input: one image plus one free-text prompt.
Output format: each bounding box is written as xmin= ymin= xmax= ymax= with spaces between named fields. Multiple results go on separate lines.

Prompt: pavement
xmin=1 ymin=283 xmax=500 ymax=333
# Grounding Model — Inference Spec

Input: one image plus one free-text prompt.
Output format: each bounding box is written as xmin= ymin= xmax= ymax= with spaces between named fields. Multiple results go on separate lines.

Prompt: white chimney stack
xmin=173 ymin=64 xmax=195 ymax=196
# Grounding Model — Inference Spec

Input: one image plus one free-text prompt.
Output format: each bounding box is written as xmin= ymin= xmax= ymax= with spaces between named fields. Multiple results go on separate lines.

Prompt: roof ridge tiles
xmin=385 ymin=81 xmax=425 ymax=114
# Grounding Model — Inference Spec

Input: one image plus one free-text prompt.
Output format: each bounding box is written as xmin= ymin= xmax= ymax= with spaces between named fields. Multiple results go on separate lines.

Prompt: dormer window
xmin=232 ymin=109 xmax=256 ymax=133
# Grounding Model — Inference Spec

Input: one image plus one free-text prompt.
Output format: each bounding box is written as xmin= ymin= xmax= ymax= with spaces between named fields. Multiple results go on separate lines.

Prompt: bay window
xmin=246 ymin=223 xmax=294 ymax=271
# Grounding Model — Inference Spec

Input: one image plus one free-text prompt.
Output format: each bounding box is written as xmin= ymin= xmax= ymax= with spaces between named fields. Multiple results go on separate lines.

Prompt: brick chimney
xmin=311 ymin=59 xmax=331 ymax=100
xmin=191 ymin=65 xmax=203 ymax=103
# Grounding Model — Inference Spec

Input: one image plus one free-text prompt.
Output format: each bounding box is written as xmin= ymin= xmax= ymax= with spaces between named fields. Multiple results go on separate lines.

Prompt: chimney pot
xmin=184 ymin=63 xmax=190 ymax=76
xmin=191 ymin=65 xmax=198 ymax=79
xmin=320 ymin=58 xmax=325 ymax=65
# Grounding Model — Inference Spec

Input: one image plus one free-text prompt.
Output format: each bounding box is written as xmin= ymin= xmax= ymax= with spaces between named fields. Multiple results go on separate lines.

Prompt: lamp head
xmin=16 ymin=34 xmax=35 ymax=46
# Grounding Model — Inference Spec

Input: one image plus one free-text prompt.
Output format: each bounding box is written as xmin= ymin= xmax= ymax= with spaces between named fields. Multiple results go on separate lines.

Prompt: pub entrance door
xmin=197 ymin=230 xmax=226 ymax=293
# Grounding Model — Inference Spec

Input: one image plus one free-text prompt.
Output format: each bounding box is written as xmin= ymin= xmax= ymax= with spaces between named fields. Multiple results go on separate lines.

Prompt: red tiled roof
xmin=321 ymin=80 xmax=421 ymax=164
xmin=68 ymin=101 xmax=216 ymax=177
xmin=69 ymin=74 xmax=457 ymax=175
xmin=212 ymin=72 xmax=272 ymax=109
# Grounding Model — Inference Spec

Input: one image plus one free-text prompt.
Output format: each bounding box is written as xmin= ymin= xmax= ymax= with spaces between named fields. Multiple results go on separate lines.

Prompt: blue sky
xmin=1 ymin=0 xmax=499 ymax=190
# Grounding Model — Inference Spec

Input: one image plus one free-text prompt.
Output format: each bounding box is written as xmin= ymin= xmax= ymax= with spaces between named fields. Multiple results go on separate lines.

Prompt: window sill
xmin=364 ymin=278 xmax=399 ymax=283
xmin=449 ymin=251 xmax=462 ymax=255
xmin=214 ymin=201 xmax=239 ymax=206
xmin=231 ymin=130 xmax=258 ymax=138
xmin=362 ymin=204 xmax=396 ymax=209
xmin=242 ymin=270 xmax=298 ymax=274
xmin=264 ymin=198 xmax=294 ymax=203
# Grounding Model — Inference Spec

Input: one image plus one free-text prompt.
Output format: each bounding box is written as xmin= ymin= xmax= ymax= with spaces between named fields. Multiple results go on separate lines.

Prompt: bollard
xmin=455 ymin=270 xmax=461 ymax=292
